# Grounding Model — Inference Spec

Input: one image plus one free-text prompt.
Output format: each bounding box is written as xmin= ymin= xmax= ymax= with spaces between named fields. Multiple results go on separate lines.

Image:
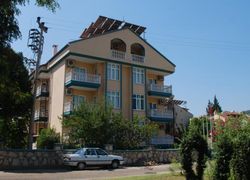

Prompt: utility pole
xmin=27 ymin=17 xmax=48 ymax=149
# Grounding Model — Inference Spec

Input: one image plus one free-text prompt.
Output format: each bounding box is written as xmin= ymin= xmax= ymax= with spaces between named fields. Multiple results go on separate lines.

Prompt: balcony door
xmin=148 ymin=79 xmax=157 ymax=85
xmin=149 ymin=103 xmax=157 ymax=110
xmin=73 ymin=95 xmax=85 ymax=109
xmin=73 ymin=67 xmax=86 ymax=81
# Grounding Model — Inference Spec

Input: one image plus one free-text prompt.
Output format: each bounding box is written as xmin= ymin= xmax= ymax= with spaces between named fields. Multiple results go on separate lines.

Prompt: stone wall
xmin=0 ymin=150 xmax=64 ymax=170
xmin=111 ymin=149 xmax=180 ymax=165
xmin=0 ymin=149 xmax=179 ymax=169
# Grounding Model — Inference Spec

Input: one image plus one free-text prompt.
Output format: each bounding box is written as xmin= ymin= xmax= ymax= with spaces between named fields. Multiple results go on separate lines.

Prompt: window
xmin=148 ymin=79 xmax=157 ymax=85
xmin=96 ymin=149 xmax=108 ymax=156
xmin=107 ymin=63 xmax=120 ymax=80
xmin=73 ymin=95 xmax=85 ymax=109
xmin=107 ymin=91 xmax=120 ymax=108
xmin=72 ymin=67 xmax=86 ymax=81
xmin=84 ymin=149 xmax=96 ymax=156
xmin=132 ymin=94 xmax=144 ymax=110
xmin=149 ymin=103 xmax=157 ymax=109
xmin=133 ymin=67 xmax=144 ymax=84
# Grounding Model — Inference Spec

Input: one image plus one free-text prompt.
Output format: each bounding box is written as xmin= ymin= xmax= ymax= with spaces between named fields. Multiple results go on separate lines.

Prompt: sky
xmin=12 ymin=0 xmax=250 ymax=116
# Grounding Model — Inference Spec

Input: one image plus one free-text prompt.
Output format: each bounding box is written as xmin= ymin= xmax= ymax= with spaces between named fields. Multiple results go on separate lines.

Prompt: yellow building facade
xmin=33 ymin=16 xmax=176 ymax=146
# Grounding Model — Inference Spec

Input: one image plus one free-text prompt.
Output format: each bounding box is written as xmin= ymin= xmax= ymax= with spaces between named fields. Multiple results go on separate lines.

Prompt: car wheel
xmin=77 ymin=162 xmax=86 ymax=170
xmin=111 ymin=160 xmax=119 ymax=169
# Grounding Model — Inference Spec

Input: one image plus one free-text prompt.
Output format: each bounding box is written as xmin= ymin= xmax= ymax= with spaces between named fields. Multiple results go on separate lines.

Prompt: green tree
xmin=180 ymin=118 xmax=209 ymax=180
xmin=206 ymin=96 xmax=222 ymax=115
xmin=0 ymin=0 xmax=59 ymax=47
xmin=0 ymin=0 xmax=59 ymax=148
xmin=62 ymin=101 xmax=158 ymax=149
xmin=0 ymin=47 xmax=32 ymax=148
xmin=213 ymin=95 xmax=222 ymax=113
xmin=37 ymin=128 xmax=60 ymax=149
xmin=212 ymin=115 xmax=250 ymax=180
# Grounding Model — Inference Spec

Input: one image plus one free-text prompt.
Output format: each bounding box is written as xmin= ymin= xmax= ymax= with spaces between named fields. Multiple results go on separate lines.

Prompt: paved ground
xmin=0 ymin=164 xmax=175 ymax=180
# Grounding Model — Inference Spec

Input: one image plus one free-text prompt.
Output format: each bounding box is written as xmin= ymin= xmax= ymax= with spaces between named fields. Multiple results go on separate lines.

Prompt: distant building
xmin=174 ymin=104 xmax=193 ymax=129
xmin=214 ymin=111 xmax=241 ymax=122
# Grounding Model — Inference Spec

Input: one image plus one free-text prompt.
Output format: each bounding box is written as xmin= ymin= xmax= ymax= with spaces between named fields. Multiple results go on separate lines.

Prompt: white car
xmin=63 ymin=148 xmax=124 ymax=170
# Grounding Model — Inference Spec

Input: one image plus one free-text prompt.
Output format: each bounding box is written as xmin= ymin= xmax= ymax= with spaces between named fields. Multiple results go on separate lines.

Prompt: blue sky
xmin=12 ymin=0 xmax=250 ymax=116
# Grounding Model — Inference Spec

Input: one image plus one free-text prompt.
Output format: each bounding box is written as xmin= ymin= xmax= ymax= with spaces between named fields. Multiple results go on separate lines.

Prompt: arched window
xmin=111 ymin=38 xmax=126 ymax=52
xmin=131 ymin=43 xmax=145 ymax=56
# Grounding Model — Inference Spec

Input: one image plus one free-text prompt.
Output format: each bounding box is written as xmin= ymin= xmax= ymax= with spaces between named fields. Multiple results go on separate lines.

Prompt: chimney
xmin=52 ymin=44 xmax=58 ymax=56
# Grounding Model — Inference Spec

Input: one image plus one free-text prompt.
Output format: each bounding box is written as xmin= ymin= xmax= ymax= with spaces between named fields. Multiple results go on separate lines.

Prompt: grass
xmin=110 ymin=160 xmax=215 ymax=180
xmin=110 ymin=162 xmax=184 ymax=180
xmin=110 ymin=173 xmax=185 ymax=180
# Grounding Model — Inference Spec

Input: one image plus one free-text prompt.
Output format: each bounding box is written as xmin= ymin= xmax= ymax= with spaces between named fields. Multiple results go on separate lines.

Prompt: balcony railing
xmin=34 ymin=110 xmax=48 ymax=120
xmin=132 ymin=54 xmax=145 ymax=63
xmin=148 ymin=84 xmax=172 ymax=94
xmin=64 ymin=102 xmax=73 ymax=113
xmin=148 ymin=109 xmax=173 ymax=119
xmin=65 ymin=71 xmax=101 ymax=84
xmin=36 ymin=86 xmax=49 ymax=97
xmin=151 ymin=135 xmax=174 ymax=145
xmin=111 ymin=50 xmax=125 ymax=60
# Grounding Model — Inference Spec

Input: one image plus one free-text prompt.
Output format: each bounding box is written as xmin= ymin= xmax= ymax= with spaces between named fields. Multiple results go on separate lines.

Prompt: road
xmin=0 ymin=164 xmax=175 ymax=180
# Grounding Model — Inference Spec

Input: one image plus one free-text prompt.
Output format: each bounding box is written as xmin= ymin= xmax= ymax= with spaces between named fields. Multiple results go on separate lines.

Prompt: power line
xmin=27 ymin=17 xmax=48 ymax=150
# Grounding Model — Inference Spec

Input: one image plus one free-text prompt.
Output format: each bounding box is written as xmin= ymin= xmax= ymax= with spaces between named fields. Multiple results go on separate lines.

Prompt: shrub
xmin=213 ymin=134 xmax=233 ymax=180
xmin=37 ymin=128 xmax=60 ymax=149
xmin=230 ymin=134 xmax=250 ymax=180
xmin=180 ymin=118 xmax=208 ymax=180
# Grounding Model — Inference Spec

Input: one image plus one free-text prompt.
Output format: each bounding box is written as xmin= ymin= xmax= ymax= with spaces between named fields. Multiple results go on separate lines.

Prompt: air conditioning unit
xmin=65 ymin=88 xmax=72 ymax=95
xmin=157 ymin=75 xmax=164 ymax=81
xmin=66 ymin=59 xmax=75 ymax=67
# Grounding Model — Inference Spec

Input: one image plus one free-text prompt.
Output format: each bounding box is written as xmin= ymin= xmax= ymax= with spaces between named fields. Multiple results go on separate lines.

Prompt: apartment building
xmin=33 ymin=16 xmax=177 ymax=146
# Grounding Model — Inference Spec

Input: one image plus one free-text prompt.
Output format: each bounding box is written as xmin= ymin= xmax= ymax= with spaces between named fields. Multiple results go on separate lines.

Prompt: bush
xmin=230 ymin=134 xmax=250 ymax=180
xmin=213 ymin=134 xmax=233 ymax=180
xmin=62 ymin=101 xmax=158 ymax=149
xmin=37 ymin=128 xmax=60 ymax=149
xmin=212 ymin=115 xmax=250 ymax=180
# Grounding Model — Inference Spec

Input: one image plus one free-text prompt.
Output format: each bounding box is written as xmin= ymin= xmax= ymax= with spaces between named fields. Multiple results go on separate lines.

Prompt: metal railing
xmin=65 ymin=71 xmax=101 ymax=84
xmin=36 ymin=85 xmax=48 ymax=96
xmin=148 ymin=109 xmax=173 ymax=119
xmin=132 ymin=54 xmax=145 ymax=63
xmin=64 ymin=102 xmax=73 ymax=113
xmin=111 ymin=50 xmax=125 ymax=60
xmin=151 ymin=135 xmax=174 ymax=145
xmin=148 ymin=84 xmax=172 ymax=94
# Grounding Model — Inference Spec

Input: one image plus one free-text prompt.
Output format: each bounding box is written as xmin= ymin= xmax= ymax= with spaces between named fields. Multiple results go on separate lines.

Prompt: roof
xmin=44 ymin=16 xmax=176 ymax=70
xmin=220 ymin=111 xmax=241 ymax=118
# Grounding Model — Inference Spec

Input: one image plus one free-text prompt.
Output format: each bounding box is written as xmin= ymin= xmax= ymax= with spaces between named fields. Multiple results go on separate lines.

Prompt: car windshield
xmin=74 ymin=149 xmax=84 ymax=155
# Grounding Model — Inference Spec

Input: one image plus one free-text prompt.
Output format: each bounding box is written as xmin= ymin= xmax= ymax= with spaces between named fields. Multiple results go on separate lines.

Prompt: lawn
xmin=111 ymin=160 xmax=215 ymax=180
xmin=111 ymin=173 xmax=185 ymax=180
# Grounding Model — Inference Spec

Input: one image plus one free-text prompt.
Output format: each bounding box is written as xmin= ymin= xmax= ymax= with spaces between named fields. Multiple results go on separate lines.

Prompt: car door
xmin=96 ymin=148 xmax=111 ymax=165
xmin=84 ymin=148 xmax=99 ymax=165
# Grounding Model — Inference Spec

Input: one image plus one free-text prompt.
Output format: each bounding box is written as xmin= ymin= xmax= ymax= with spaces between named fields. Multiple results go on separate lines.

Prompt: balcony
xmin=65 ymin=71 xmax=101 ymax=89
xmin=64 ymin=102 xmax=73 ymax=115
xmin=151 ymin=135 xmax=174 ymax=145
xmin=36 ymin=86 xmax=49 ymax=98
xmin=148 ymin=109 xmax=173 ymax=122
xmin=148 ymin=84 xmax=172 ymax=97
xmin=111 ymin=50 xmax=125 ymax=60
xmin=34 ymin=110 xmax=48 ymax=121
xmin=132 ymin=54 xmax=144 ymax=63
